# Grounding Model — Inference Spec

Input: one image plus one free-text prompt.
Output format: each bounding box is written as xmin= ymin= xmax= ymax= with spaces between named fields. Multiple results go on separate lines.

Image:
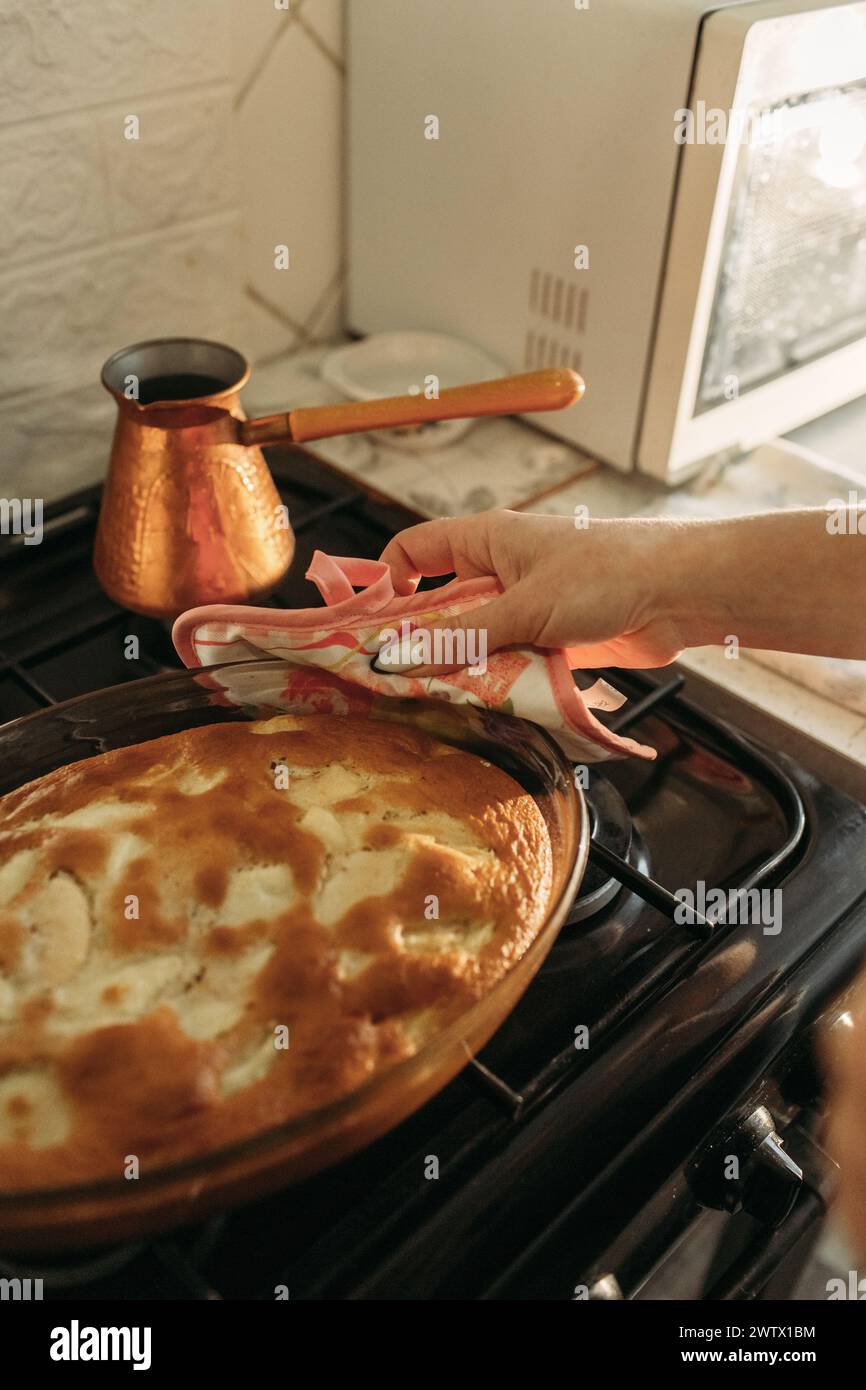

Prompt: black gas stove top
xmin=1 ymin=447 xmax=865 ymax=1301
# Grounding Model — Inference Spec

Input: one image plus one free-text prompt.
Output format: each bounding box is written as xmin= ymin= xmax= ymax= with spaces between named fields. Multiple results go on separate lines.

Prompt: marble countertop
xmin=245 ymin=350 xmax=866 ymax=776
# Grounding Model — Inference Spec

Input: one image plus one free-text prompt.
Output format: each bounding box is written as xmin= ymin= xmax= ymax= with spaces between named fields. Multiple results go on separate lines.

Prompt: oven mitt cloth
xmin=172 ymin=551 xmax=656 ymax=763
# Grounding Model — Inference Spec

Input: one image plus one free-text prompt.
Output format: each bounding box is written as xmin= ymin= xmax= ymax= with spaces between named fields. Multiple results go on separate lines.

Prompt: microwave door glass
xmin=697 ymin=82 xmax=866 ymax=414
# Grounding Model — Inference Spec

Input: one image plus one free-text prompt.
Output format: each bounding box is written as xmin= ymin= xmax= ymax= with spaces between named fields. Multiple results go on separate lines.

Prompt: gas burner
xmin=568 ymin=771 xmax=646 ymax=923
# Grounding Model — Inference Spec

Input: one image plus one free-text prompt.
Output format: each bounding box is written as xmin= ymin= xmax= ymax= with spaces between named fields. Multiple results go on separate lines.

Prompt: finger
xmin=379 ymin=520 xmax=460 ymax=595
xmin=379 ymin=517 xmax=493 ymax=595
xmin=376 ymin=593 xmax=528 ymax=676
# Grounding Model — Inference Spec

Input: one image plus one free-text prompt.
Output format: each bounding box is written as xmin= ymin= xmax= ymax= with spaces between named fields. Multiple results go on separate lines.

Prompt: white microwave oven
xmin=347 ymin=0 xmax=866 ymax=482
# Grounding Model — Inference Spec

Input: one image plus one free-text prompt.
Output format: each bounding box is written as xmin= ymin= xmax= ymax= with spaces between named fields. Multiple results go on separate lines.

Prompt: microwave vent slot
xmin=529 ymin=269 xmax=540 ymax=314
xmin=576 ymin=288 xmax=588 ymax=333
xmin=551 ymin=278 xmax=564 ymax=324
xmin=526 ymin=268 xmax=586 ymax=373
xmin=529 ymin=269 xmax=588 ymax=331
xmin=524 ymin=329 xmax=582 ymax=373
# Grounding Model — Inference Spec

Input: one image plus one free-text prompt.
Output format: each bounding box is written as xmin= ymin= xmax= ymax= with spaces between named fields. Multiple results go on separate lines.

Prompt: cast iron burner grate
xmin=1 ymin=443 xmax=850 ymax=1301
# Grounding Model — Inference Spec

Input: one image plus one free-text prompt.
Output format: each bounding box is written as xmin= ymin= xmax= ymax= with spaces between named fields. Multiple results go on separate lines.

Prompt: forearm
xmin=656 ymin=509 xmax=866 ymax=660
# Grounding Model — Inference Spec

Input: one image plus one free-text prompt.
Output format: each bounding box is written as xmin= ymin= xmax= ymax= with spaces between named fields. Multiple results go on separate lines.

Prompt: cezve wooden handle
xmin=239 ymin=368 xmax=584 ymax=447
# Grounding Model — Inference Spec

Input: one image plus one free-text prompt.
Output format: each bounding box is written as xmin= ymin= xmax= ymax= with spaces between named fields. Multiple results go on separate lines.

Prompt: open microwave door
xmin=640 ymin=0 xmax=866 ymax=482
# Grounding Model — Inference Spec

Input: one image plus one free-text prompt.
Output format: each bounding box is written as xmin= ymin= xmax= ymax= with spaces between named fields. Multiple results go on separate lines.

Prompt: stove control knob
xmin=687 ymin=1106 xmax=803 ymax=1227
xmin=580 ymin=1274 xmax=623 ymax=1300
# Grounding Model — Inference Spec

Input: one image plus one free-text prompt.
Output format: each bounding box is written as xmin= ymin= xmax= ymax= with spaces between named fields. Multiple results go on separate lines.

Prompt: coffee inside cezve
xmin=137 ymin=373 xmax=230 ymax=405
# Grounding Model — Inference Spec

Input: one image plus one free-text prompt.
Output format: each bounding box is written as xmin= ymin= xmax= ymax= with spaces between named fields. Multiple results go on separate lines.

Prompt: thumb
xmin=375 ymin=593 xmax=527 ymax=676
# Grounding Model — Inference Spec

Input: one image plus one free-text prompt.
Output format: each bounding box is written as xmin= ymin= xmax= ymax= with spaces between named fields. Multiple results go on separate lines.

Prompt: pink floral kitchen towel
xmin=172 ymin=552 xmax=656 ymax=763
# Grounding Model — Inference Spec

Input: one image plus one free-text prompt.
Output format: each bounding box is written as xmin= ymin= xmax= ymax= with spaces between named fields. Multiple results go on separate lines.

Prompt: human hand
xmin=378 ymin=509 xmax=688 ymax=672
xmin=379 ymin=504 xmax=866 ymax=675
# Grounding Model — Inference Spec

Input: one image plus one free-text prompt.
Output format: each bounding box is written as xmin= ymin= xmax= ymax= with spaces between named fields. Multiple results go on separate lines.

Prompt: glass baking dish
xmin=0 ymin=659 xmax=588 ymax=1251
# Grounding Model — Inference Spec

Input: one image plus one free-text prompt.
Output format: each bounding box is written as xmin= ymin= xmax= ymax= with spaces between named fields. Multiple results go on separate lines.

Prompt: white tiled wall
xmin=0 ymin=0 xmax=345 ymax=498
xmin=233 ymin=0 xmax=344 ymax=363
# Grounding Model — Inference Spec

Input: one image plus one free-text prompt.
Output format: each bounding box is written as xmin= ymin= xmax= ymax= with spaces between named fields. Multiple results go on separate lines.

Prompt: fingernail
xmin=373 ymin=638 xmax=419 ymax=675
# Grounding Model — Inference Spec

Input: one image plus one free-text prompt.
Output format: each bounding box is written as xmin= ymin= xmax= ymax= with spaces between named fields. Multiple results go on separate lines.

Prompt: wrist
xmin=649 ymin=519 xmax=733 ymax=650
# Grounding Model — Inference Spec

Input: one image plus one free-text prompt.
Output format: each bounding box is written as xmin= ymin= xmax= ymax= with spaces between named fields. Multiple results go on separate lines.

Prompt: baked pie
xmin=0 ymin=714 xmax=552 ymax=1189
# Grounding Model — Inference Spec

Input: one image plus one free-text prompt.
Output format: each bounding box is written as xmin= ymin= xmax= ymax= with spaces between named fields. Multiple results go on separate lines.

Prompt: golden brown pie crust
xmin=0 ymin=715 xmax=552 ymax=1190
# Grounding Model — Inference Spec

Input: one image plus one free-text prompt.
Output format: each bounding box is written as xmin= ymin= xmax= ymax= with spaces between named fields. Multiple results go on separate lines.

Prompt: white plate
xmin=321 ymin=332 xmax=507 ymax=450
